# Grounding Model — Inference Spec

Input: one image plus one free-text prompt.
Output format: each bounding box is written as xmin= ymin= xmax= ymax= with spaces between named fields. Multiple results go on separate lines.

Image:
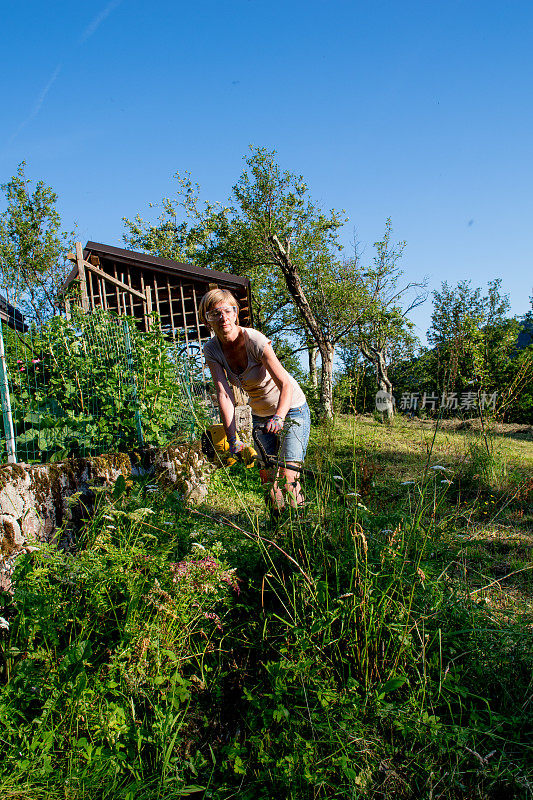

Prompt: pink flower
xmin=170 ymin=556 xmax=240 ymax=595
xmin=204 ymin=612 xmax=223 ymax=631
xmin=31 ymin=358 xmax=41 ymax=364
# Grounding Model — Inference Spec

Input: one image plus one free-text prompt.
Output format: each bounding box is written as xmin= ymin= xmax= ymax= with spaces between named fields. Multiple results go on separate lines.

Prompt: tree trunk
xmin=319 ymin=342 xmax=335 ymax=419
xmin=269 ymin=233 xmax=335 ymax=419
xmin=360 ymin=343 xmax=394 ymax=421
xmin=308 ymin=343 xmax=318 ymax=388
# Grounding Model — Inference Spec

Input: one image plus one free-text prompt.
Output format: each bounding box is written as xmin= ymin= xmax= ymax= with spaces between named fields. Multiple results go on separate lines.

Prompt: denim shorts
xmin=252 ymin=402 xmax=311 ymax=467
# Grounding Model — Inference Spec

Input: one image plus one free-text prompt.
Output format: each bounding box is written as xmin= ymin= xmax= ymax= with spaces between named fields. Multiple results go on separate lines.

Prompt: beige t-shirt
xmin=203 ymin=327 xmax=306 ymax=417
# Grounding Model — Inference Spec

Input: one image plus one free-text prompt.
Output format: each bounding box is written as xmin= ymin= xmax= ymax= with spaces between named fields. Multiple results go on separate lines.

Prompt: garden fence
xmin=0 ymin=309 xmax=215 ymax=465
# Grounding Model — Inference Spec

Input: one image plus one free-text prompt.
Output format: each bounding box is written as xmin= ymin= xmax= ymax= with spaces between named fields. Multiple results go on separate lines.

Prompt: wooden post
xmin=76 ymin=242 xmax=89 ymax=311
xmin=192 ymin=286 xmax=206 ymax=380
xmin=153 ymin=275 xmax=161 ymax=321
xmin=97 ymin=276 xmax=105 ymax=309
xmin=101 ymin=274 xmax=109 ymax=310
xmin=179 ymin=284 xmax=190 ymax=356
xmin=166 ymin=279 xmax=176 ymax=343
xmin=84 ymin=263 xmax=145 ymax=300
xmin=140 ymin=272 xmax=147 ymax=329
xmin=145 ymin=285 xmax=153 ymax=330
xmin=126 ymin=267 xmax=134 ymax=315
xmin=87 ymin=267 xmax=96 ymax=309
xmin=113 ymin=263 xmax=121 ymax=312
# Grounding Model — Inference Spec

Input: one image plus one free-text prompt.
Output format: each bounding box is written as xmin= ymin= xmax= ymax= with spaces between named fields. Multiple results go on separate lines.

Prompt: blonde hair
xmin=199 ymin=289 xmax=240 ymax=326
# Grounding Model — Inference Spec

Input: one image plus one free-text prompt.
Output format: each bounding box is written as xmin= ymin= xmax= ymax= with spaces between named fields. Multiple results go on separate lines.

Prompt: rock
xmin=0 ymin=514 xmax=23 ymax=554
xmin=235 ymin=404 xmax=252 ymax=434
xmin=185 ymin=482 xmax=209 ymax=505
xmin=21 ymin=509 xmax=45 ymax=542
xmin=153 ymin=442 xmax=216 ymax=506
xmin=0 ymin=483 xmax=25 ymax=518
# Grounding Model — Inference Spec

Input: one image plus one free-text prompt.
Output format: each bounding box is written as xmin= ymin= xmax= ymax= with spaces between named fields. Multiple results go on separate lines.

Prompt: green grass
xmin=330 ymin=415 xmax=533 ymax=620
xmin=0 ymin=414 xmax=532 ymax=799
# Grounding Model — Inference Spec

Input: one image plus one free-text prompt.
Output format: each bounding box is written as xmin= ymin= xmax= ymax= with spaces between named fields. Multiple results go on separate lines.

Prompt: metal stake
xmin=0 ymin=323 xmax=17 ymax=463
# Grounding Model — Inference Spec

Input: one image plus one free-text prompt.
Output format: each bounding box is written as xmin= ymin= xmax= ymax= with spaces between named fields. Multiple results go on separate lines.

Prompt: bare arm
xmin=261 ymin=343 xmax=294 ymax=421
xmin=206 ymin=359 xmax=237 ymax=441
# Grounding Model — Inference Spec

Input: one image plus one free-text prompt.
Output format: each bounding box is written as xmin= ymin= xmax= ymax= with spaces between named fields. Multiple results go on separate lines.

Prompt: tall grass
xmin=0 ymin=417 xmax=532 ymax=799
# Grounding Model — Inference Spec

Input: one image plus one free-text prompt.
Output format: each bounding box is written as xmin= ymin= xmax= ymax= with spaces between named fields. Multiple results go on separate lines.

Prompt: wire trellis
xmin=0 ymin=309 xmax=216 ymax=464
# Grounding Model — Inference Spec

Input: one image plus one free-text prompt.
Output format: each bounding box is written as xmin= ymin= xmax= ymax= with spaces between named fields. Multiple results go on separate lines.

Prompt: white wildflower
xmin=441 ymin=479 xmax=453 ymax=485
xmin=333 ymin=475 xmax=343 ymax=480
xmin=0 ymin=617 xmax=9 ymax=630
xmin=192 ymin=542 xmax=206 ymax=550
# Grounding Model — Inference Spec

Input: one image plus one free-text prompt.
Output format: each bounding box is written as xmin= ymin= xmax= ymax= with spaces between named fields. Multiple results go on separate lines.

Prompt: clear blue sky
xmin=2 ymin=0 xmax=532 ymax=344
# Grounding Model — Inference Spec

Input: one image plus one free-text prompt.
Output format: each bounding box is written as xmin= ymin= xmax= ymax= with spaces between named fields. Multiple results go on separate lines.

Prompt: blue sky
xmin=2 ymin=0 xmax=532 ymax=344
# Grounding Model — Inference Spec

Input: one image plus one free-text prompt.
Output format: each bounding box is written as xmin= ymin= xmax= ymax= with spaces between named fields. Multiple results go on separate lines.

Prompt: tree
xmin=341 ymin=219 xmax=425 ymax=419
xmin=125 ymin=148 xmax=368 ymax=418
xmin=124 ymin=171 xmax=296 ymax=341
xmin=428 ymin=278 xmax=512 ymax=392
xmin=0 ymin=162 xmax=74 ymax=323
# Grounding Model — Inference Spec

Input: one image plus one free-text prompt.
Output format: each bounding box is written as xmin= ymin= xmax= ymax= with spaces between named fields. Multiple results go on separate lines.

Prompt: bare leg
xmin=277 ymin=464 xmax=304 ymax=508
xmin=259 ymin=467 xmax=284 ymax=510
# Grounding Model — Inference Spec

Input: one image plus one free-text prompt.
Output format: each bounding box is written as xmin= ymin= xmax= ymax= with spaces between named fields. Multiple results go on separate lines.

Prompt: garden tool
xmin=252 ymin=423 xmax=316 ymax=478
xmin=201 ymin=423 xmax=257 ymax=468
xmin=252 ymin=423 xmax=352 ymax=501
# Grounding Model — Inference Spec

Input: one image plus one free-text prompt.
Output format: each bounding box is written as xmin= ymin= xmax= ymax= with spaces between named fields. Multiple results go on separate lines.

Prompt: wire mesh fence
xmin=0 ymin=309 xmax=217 ymax=465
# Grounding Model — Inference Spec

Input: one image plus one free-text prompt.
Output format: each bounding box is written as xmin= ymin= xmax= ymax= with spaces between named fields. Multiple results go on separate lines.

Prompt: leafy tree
xmin=0 ymin=162 xmax=74 ymax=323
xmin=125 ymin=148 xmax=368 ymax=418
xmin=498 ymin=293 xmax=533 ymax=422
xmin=428 ymin=278 xmax=512 ymax=392
xmin=124 ymin=171 xmax=295 ymax=341
xmin=340 ymin=220 xmax=425 ymax=419
xmin=517 ymin=292 xmax=533 ymax=350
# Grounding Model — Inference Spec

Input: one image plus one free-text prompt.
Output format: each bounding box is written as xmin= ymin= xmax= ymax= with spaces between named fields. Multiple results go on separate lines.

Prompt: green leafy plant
xmin=4 ymin=308 xmax=206 ymax=462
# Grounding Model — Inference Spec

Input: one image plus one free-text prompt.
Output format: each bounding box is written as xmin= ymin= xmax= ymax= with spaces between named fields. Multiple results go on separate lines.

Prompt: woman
xmin=200 ymin=289 xmax=310 ymax=512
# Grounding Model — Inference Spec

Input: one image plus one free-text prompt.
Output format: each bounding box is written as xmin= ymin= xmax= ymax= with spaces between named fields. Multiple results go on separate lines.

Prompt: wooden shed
xmin=60 ymin=241 xmax=252 ymax=354
xmin=0 ymin=296 xmax=28 ymax=333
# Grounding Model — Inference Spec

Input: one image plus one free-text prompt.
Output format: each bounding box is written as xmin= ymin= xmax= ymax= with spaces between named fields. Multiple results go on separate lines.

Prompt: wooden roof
xmin=62 ymin=241 xmax=251 ymax=296
xmin=0 ymin=296 xmax=28 ymax=332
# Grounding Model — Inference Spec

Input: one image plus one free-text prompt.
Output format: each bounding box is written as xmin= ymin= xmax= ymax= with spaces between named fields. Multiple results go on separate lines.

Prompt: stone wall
xmin=0 ymin=405 xmax=252 ymax=593
xmin=0 ymin=443 xmax=214 ymax=593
